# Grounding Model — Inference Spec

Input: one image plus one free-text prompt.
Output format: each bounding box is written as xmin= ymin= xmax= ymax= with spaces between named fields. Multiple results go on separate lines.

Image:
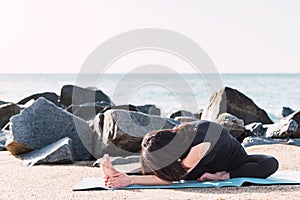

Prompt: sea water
xmin=0 ymin=73 xmax=299 ymax=122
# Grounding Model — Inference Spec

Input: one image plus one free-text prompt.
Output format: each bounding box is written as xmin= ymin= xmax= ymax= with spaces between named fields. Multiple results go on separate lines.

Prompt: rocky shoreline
xmin=0 ymin=85 xmax=300 ymax=166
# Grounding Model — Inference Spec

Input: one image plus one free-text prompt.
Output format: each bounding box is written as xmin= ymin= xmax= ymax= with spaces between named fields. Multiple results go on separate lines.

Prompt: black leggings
xmin=229 ymin=154 xmax=279 ymax=179
xmin=127 ymin=155 xmax=279 ymax=179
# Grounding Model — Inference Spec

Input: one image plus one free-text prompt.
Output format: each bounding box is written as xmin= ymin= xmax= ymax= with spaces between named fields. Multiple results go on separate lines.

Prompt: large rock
xmin=0 ymin=103 xmax=21 ymax=129
xmin=93 ymin=155 xmax=140 ymax=167
xmin=100 ymin=109 xmax=180 ymax=156
xmin=59 ymin=85 xmax=113 ymax=108
xmin=201 ymin=87 xmax=273 ymax=125
xmin=66 ymin=102 xmax=110 ymax=121
xmin=103 ymin=104 xmax=160 ymax=116
xmin=264 ymin=118 xmax=298 ymax=138
xmin=281 ymin=110 xmax=300 ymax=138
xmin=136 ymin=104 xmax=161 ymax=116
xmin=245 ymin=122 xmax=266 ymax=137
xmin=282 ymin=107 xmax=295 ymax=117
xmin=67 ymin=103 xmax=141 ymax=121
xmin=0 ymin=100 xmax=7 ymax=105
xmin=242 ymin=136 xmax=300 ymax=147
xmin=174 ymin=116 xmax=198 ymax=123
xmin=0 ymin=130 xmax=9 ymax=150
xmin=17 ymin=92 xmax=59 ymax=105
xmin=170 ymin=110 xmax=196 ymax=119
xmin=6 ymin=97 xmax=103 ymax=160
xmin=20 ymin=137 xmax=73 ymax=166
xmin=215 ymin=113 xmax=245 ymax=139
xmin=194 ymin=109 xmax=203 ymax=119
xmin=101 ymin=104 xmax=141 ymax=118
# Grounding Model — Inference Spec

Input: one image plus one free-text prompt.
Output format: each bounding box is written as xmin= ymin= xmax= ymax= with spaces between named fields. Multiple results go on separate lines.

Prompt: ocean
xmin=0 ymin=73 xmax=299 ymax=122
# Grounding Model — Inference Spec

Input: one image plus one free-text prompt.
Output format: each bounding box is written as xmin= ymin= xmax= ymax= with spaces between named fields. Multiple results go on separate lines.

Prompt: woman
xmin=102 ymin=120 xmax=278 ymax=188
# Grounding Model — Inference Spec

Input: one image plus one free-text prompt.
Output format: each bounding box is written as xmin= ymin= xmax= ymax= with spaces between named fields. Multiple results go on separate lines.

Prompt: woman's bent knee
xmin=262 ymin=156 xmax=279 ymax=178
xmin=269 ymin=157 xmax=279 ymax=174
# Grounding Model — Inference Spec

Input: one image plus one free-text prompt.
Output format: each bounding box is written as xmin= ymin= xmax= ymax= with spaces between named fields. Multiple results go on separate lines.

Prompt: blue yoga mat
xmin=73 ymin=171 xmax=300 ymax=191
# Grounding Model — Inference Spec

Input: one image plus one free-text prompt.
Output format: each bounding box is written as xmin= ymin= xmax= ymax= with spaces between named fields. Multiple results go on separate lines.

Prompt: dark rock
xmin=59 ymin=85 xmax=113 ymax=108
xmin=215 ymin=113 xmax=245 ymax=139
xmin=0 ymin=100 xmax=7 ymax=105
xmin=287 ymin=138 xmax=300 ymax=146
xmin=93 ymin=155 xmax=140 ymax=167
xmin=68 ymin=103 xmax=161 ymax=118
xmin=17 ymin=92 xmax=59 ymax=105
xmin=282 ymin=107 xmax=295 ymax=117
xmin=284 ymin=110 xmax=300 ymax=138
xmin=66 ymin=102 xmax=110 ymax=121
xmin=67 ymin=103 xmax=140 ymax=121
xmin=0 ymin=130 xmax=10 ymax=150
xmin=104 ymin=104 xmax=139 ymax=113
xmin=201 ymin=87 xmax=273 ymax=125
xmin=170 ymin=110 xmax=196 ymax=119
xmin=292 ymin=130 xmax=300 ymax=138
xmin=0 ymin=103 xmax=21 ymax=129
xmin=6 ymin=97 xmax=103 ymax=161
xmin=242 ymin=136 xmax=300 ymax=147
xmin=194 ymin=109 xmax=203 ymax=119
xmin=245 ymin=122 xmax=266 ymax=136
xmin=174 ymin=116 xmax=198 ymax=123
xmin=264 ymin=119 xmax=298 ymax=138
xmin=266 ymin=110 xmax=300 ymax=138
xmin=20 ymin=137 xmax=73 ymax=166
xmin=100 ymin=109 xmax=180 ymax=156
xmin=136 ymin=104 xmax=161 ymax=116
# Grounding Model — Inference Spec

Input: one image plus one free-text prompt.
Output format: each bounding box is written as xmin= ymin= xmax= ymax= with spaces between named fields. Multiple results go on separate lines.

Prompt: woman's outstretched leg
xmin=230 ymin=155 xmax=279 ymax=179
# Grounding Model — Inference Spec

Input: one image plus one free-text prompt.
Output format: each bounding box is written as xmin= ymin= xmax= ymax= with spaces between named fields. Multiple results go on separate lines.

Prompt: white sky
xmin=0 ymin=0 xmax=300 ymax=74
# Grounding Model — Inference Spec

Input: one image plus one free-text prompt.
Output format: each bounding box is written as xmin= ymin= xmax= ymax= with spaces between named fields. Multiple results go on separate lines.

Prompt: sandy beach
xmin=0 ymin=144 xmax=299 ymax=200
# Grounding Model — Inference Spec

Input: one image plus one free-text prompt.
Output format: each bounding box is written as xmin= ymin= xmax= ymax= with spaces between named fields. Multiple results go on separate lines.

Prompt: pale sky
xmin=0 ymin=0 xmax=300 ymax=74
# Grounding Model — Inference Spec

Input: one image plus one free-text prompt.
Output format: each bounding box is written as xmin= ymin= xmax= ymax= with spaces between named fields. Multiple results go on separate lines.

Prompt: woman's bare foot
xmin=100 ymin=154 xmax=118 ymax=177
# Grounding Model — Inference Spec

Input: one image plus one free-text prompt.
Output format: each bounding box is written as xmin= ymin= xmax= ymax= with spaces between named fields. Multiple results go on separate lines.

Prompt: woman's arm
xmin=181 ymin=142 xmax=211 ymax=172
xmin=105 ymin=172 xmax=171 ymax=188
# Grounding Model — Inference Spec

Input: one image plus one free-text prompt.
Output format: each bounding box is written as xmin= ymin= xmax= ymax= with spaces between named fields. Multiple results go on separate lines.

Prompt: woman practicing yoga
xmin=101 ymin=120 xmax=278 ymax=188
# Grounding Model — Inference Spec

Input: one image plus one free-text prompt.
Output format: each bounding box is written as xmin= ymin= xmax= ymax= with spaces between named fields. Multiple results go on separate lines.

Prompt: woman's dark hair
xmin=141 ymin=124 xmax=196 ymax=181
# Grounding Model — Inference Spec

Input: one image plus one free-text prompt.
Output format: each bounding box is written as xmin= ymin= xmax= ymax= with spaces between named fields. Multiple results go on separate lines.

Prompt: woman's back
xmin=183 ymin=120 xmax=246 ymax=180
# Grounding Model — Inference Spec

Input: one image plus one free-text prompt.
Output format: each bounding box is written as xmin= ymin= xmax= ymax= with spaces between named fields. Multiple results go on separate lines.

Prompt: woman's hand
xmin=105 ymin=172 xmax=134 ymax=188
xmin=197 ymin=171 xmax=229 ymax=182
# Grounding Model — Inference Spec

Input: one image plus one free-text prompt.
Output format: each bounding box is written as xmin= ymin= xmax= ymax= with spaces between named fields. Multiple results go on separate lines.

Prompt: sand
xmin=0 ymin=144 xmax=299 ymax=200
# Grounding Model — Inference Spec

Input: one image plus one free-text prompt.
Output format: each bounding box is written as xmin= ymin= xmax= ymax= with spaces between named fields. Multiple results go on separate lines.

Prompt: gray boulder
xmin=0 ymin=100 xmax=7 ymax=105
xmin=201 ymin=87 xmax=273 ymax=125
xmin=215 ymin=113 xmax=245 ymax=139
xmin=194 ymin=109 xmax=203 ymax=119
xmin=93 ymin=155 xmax=140 ymax=167
xmin=66 ymin=102 xmax=110 ymax=121
xmin=287 ymin=138 xmax=300 ymax=146
xmin=264 ymin=118 xmax=298 ymax=138
xmin=104 ymin=104 xmax=139 ymax=112
xmin=174 ymin=116 xmax=198 ymax=123
xmin=242 ymin=136 xmax=300 ymax=148
xmin=245 ymin=122 xmax=266 ymax=136
xmin=136 ymin=104 xmax=161 ymax=116
xmin=20 ymin=137 xmax=73 ymax=166
xmin=6 ymin=97 xmax=103 ymax=161
xmin=263 ymin=110 xmax=300 ymax=138
xmin=17 ymin=92 xmax=58 ymax=105
xmin=170 ymin=110 xmax=196 ymax=119
xmin=100 ymin=109 xmax=180 ymax=156
xmin=285 ymin=110 xmax=300 ymax=138
xmin=0 ymin=103 xmax=21 ymax=129
xmin=0 ymin=130 xmax=10 ymax=150
xmin=282 ymin=107 xmax=295 ymax=117
xmin=59 ymin=85 xmax=113 ymax=108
